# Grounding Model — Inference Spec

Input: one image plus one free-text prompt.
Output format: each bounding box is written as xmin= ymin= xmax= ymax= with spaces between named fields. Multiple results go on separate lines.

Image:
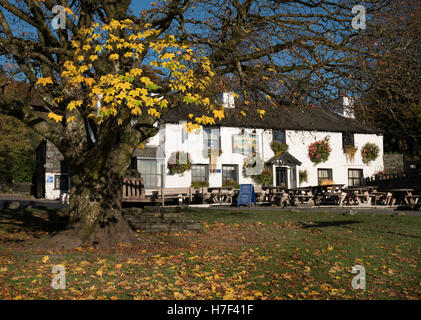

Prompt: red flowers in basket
xmin=308 ymin=139 xmax=331 ymax=164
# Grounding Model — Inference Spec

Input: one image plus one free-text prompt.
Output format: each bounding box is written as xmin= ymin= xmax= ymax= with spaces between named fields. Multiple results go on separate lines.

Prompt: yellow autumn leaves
xmin=39 ymin=18 xmax=217 ymax=124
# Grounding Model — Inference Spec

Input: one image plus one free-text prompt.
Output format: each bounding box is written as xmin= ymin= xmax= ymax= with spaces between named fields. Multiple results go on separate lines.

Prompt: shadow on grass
xmin=299 ymin=220 xmax=361 ymax=228
xmin=0 ymin=208 xmax=69 ymax=234
xmin=300 ymin=219 xmax=421 ymax=240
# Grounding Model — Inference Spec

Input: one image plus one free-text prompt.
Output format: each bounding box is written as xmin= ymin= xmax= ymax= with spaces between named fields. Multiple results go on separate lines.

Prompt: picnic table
xmin=310 ymin=184 xmax=345 ymax=205
xmin=288 ymin=187 xmax=315 ymax=206
xmin=207 ymin=187 xmax=235 ymax=204
xmin=370 ymin=191 xmax=392 ymax=205
xmin=342 ymin=187 xmax=375 ymax=206
xmin=389 ymin=189 xmax=418 ymax=208
xmin=261 ymin=186 xmax=288 ymax=204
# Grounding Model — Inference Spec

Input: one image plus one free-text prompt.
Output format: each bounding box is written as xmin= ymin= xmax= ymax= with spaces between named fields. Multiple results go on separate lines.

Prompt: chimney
xmin=218 ymin=92 xmax=235 ymax=109
xmin=342 ymin=96 xmax=355 ymax=119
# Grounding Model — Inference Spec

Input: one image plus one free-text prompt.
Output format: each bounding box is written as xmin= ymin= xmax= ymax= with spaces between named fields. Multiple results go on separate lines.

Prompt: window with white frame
xmin=203 ymin=127 xmax=220 ymax=149
xmin=222 ymin=165 xmax=238 ymax=184
xmin=342 ymin=132 xmax=355 ymax=147
xmin=348 ymin=169 xmax=363 ymax=187
xmin=273 ymin=130 xmax=286 ymax=144
xmin=191 ymin=164 xmax=209 ymax=183
xmin=317 ymin=169 xmax=333 ymax=185
xmin=138 ymin=159 xmax=162 ymax=188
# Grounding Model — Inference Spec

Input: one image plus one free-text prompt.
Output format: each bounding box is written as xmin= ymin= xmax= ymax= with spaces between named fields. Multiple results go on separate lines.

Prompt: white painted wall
xmin=45 ymin=173 xmax=70 ymax=200
xmin=144 ymin=124 xmax=384 ymax=188
xmin=286 ymin=130 xmax=383 ymax=187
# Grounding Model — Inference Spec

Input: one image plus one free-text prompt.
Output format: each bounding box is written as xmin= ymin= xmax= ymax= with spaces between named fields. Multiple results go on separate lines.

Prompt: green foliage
xmin=167 ymin=151 xmax=192 ymax=176
xmin=222 ymin=179 xmax=240 ymax=188
xmin=191 ymin=180 xmax=209 ymax=188
xmin=0 ymin=115 xmax=41 ymax=184
xmin=125 ymin=169 xmax=141 ymax=178
xmin=251 ymin=166 xmax=273 ymax=186
xmin=299 ymin=170 xmax=308 ymax=184
xmin=270 ymin=141 xmax=288 ymax=156
xmin=361 ymin=143 xmax=380 ymax=164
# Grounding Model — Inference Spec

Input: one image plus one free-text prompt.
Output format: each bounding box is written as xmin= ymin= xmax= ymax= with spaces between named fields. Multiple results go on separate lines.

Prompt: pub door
xmin=276 ymin=167 xmax=288 ymax=188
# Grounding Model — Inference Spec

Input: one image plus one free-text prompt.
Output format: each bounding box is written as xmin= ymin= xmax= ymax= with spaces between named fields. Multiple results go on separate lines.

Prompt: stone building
xmin=34 ymin=139 xmax=69 ymax=199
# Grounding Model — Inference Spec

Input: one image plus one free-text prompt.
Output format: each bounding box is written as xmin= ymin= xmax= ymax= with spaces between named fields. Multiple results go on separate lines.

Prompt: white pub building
xmin=36 ymin=94 xmax=384 ymax=200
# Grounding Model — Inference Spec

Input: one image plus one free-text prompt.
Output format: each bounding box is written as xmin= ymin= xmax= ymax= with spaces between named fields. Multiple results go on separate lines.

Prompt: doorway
xmin=276 ymin=167 xmax=288 ymax=188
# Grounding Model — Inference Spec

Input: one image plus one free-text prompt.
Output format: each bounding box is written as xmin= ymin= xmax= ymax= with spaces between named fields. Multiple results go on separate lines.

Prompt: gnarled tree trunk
xmin=41 ymin=119 xmax=156 ymax=249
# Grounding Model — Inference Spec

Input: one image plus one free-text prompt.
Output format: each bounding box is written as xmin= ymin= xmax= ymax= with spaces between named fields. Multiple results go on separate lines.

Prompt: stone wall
xmin=122 ymin=207 xmax=201 ymax=232
xmin=383 ymin=154 xmax=404 ymax=173
xmin=44 ymin=141 xmax=70 ymax=200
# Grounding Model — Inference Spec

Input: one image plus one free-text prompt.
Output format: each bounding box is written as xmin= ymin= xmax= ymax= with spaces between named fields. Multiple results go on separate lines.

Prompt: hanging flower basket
xmin=308 ymin=139 xmax=331 ymax=164
xmin=167 ymin=151 xmax=192 ymax=176
xmin=270 ymin=141 xmax=288 ymax=156
xmin=344 ymin=145 xmax=358 ymax=162
xmin=361 ymin=143 xmax=379 ymax=164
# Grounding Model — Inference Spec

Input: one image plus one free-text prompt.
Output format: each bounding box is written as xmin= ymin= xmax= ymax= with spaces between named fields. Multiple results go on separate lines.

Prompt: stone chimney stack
xmin=342 ymin=96 xmax=355 ymax=119
xmin=218 ymin=92 xmax=235 ymax=109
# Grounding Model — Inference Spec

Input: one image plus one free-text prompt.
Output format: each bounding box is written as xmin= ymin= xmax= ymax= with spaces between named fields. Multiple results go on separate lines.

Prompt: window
xmin=342 ymin=132 xmax=355 ymax=147
xmin=54 ymin=175 xmax=69 ymax=190
xmin=203 ymin=128 xmax=220 ymax=149
xmin=317 ymin=169 xmax=333 ymax=185
xmin=191 ymin=164 xmax=209 ymax=183
xmin=138 ymin=159 xmax=162 ymax=188
xmin=348 ymin=169 xmax=363 ymax=187
xmin=273 ymin=130 xmax=286 ymax=144
xmin=222 ymin=165 xmax=238 ymax=184
xmin=130 ymin=157 xmax=137 ymax=170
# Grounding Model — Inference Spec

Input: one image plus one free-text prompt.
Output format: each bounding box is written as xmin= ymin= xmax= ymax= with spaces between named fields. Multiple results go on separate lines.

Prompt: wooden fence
xmin=364 ymin=170 xmax=421 ymax=191
xmin=122 ymin=177 xmax=145 ymax=201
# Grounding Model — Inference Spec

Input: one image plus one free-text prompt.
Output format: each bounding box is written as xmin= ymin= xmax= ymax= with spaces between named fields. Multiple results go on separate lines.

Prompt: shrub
xmin=222 ymin=179 xmax=240 ymax=188
xmin=361 ymin=143 xmax=380 ymax=164
xmin=125 ymin=168 xmax=141 ymax=178
xmin=191 ymin=180 xmax=209 ymax=188
xmin=251 ymin=166 xmax=273 ymax=186
xmin=299 ymin=170 xmax=308 ymax=184
xmin=167 ymin=151 xmax=192 ymax=175
xmin=308 ymin=139 xmax=331 ymax=164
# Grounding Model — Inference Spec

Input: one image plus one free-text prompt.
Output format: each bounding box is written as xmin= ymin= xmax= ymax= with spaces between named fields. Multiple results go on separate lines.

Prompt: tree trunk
xmin=44 ymin=145 xmax=138 ymax=249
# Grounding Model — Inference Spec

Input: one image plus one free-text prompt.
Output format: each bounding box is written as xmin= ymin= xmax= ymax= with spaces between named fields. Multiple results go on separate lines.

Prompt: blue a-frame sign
xmin=237 ymin=184 xmax=257 ymax=207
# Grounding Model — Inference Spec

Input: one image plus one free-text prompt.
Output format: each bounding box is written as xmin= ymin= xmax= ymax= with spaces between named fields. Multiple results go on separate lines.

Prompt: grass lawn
xmin=0 ymin=207 xmax=420 ymax=300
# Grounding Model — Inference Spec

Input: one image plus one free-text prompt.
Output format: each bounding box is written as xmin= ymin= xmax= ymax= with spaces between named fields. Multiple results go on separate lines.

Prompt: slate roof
xmin=133 ymin=146 xmax=160 ymax=158
xmin=160 ymin=102 xmax=381 ymax=134
xmin=267 ymin=151 xmax=302 ymax=166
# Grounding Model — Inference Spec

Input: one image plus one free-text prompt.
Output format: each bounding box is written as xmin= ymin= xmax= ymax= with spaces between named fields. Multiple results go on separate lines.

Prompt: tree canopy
xmin=353 ymin=0 xmax=421 ymax=157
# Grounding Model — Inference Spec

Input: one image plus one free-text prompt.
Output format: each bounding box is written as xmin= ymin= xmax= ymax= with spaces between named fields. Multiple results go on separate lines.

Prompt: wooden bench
xmin=291 ymin=191 xmax=314 ymax=206
xmin=405 ymin=194 xmax=420 ymax=209
xmin=156 ymin=187 xmax=194 ymax=205
xmin=254 ymin=186 xmax=268 ymax=202
xmin=354 ymin=192 xmax=373 ymax=206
